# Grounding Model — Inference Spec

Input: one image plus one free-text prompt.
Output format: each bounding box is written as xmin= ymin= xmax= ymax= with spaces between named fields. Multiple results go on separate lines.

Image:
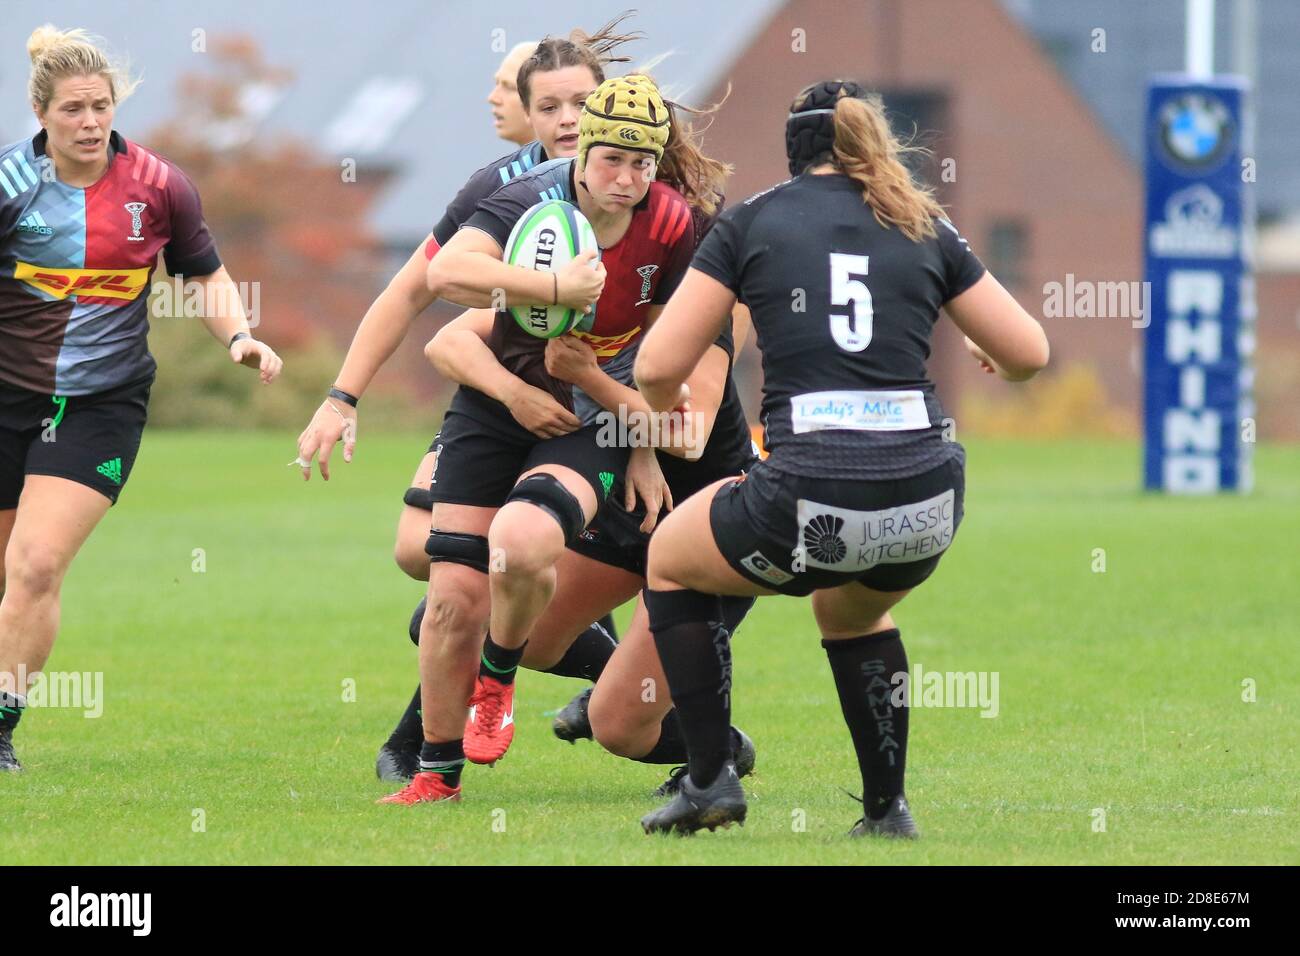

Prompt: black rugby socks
xmin=418 ymin=739 xmax=465 ymax=787
xmin=480 ymin=635 xmax=526 ymax=685
xmin=543 ymin=615 xmax=619 ymax=682
xmin=644 ymin=587 xmax=733 ymax=788
xmin=631 ymin=709 xmax=688 ymax=764
xmin=386 ymin=685 xmax=424 ymax=752
xmin=0 ymin=691 xmax=24 ymax=732
xmin=823 ymin=628 xmax=910 ymax=820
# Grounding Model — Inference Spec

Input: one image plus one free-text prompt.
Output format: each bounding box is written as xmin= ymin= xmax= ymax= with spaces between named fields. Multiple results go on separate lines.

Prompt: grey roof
xmin=1003 ymin=0 xmax=1300 ymax=222
xmin=0 ymin=0 xmax=782 ymax=245
xmin=5 ymin=0 xmax=1294 ymax=247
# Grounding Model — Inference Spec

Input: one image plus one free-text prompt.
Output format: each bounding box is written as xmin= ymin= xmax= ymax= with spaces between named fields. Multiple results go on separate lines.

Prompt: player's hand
xmin=544 ymin=335 xmax=599 ymax=384
xmin=963 ymin=336 xmax=999 ymax=376
xmin=230 ymin=337 xmax=284 ymax=385
xmin=294 ymin=399 xmax=358 ymax=481
xmin=670 ymin=382 xmax=691 ymax=416
xmin=555 ymin=250 xmax=605 ymax=313
xmin=624 ymin=445 xmax=673 ymax=533
xmin=503 ymin=379 xmax=581 ymax=438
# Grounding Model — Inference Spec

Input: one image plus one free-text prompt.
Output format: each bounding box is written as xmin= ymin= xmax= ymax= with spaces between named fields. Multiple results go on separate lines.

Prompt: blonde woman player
xmin=0 ymin=26 xmax=283 ymax=771
xmin=633 ymin=80 xmax=1049 ymax=836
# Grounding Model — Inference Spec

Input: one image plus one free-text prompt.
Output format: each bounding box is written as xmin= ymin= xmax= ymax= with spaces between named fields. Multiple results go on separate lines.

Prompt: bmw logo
xmin=1157 ymin=92 xmax=1233 ymax=171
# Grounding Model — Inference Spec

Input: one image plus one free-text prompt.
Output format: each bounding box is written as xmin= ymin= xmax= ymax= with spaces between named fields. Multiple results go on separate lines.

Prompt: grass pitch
xmin=3 ymin=432 xmax=1297 ymax=864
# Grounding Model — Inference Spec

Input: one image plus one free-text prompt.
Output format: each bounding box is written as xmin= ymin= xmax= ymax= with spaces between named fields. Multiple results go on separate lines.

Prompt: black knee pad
xmin=505 ymin=473 xmax=586 ymax=545
xmin=403 ymin=485 xmax=435 ymax=511
xmin=408 ymin=597 xmax=427 ymax=646
xmin=424 ymin=529 xmax=490 ymax=574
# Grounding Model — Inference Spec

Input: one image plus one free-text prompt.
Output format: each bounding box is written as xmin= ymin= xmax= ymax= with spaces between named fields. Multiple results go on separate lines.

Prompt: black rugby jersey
xmin=691 ymin=170 xmax=985 ymax=480
xmin=431 ymin=141 xmax=548 ymax=246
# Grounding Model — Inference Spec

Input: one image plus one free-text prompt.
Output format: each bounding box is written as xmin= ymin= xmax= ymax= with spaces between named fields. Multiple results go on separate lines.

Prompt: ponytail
xmin=656 ymin=92 xmax=733 ymax=218
xmin=829 ymin=93 xmax=944 ymax=242
xmin=518 ymin=10 xmax=643 ymax=110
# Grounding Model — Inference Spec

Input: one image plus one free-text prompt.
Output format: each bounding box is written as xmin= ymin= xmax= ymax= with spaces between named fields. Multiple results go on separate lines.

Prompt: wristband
xmin=228 ymin=331 xmax=251 ymax=349
xmin=328 ymin=386 xmax=359 ymax=408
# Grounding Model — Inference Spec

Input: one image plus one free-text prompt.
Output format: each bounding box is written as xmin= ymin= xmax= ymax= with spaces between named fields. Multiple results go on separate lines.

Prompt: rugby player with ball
xmin=292 ymin=18 xmax=643 ymax=781
xmin=380 ymin=74 xmax=697 ymax=805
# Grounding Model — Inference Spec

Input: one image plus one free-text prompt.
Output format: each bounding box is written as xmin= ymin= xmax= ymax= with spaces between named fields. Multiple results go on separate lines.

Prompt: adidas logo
xmin=16 ymin=210 xmax=53 ymax=236
xmin=96 ymin=458 xmax=122 ymax=485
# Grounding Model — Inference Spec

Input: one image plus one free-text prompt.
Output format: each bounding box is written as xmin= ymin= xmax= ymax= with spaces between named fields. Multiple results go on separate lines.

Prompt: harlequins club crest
xmin=635 ymin=264 xmax=659 ymax=305
xmin=124 ymin=201 xmax=147 ymax=241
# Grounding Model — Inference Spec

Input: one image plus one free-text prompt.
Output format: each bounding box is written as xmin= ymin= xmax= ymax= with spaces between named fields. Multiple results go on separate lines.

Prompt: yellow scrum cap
xmin=578 ymin=74 xmax=670 ymax=169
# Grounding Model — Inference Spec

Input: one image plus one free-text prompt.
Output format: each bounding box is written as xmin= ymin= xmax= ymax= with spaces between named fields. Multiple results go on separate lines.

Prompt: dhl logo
xmin=571 ymin=325 xmax=642 ymax=359
xmin=14 ymin=262 xmax=150 ymax=301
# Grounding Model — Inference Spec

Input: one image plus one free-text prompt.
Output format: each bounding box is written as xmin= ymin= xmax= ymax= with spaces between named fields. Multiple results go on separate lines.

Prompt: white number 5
xmin=828 ymin=252 xmax=872 ymax=352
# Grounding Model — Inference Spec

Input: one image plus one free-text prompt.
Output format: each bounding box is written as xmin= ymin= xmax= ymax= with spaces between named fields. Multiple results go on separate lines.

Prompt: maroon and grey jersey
xmin=0 ymin=130 xmax=221 ymax=396
xmin=460 ymin=157 xmax=696 ymax=409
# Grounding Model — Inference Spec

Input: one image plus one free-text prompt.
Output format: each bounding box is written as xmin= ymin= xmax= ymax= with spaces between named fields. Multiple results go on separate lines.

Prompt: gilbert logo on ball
xmin=504 ymin=200 xmax=600 ymax=338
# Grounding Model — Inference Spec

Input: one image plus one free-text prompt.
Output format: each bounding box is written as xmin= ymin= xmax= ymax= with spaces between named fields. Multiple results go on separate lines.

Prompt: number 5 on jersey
xmin=828 ymin=252 xmax=873 ymax=352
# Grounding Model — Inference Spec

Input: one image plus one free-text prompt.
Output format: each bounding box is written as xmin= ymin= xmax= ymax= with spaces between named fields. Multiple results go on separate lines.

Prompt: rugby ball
xmin=504 ymin=200 xmax=600 ymax=338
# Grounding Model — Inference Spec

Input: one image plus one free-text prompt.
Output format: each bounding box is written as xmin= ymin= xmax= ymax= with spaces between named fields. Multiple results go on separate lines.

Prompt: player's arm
xmin=427 ymin=227 xmax=603 ymax=312
xmin=548 ymin=319 xmax=727 ymax=459
xmin=635 ymin=268 xmax=735 ymax=413
xmin=731 ymin=302 xmax=753 ymax=354
xmin=331 ymin=234 xmax=441 ymax=397
xmin=188 ymin=265 xmax=283 ymax=385
xmin=425 ymin=309 xmax=580 ymax=438
xmin=543 ymin=301 xmax=673 ymax=424
xmin=295 ymin=235 xmax=441 ymax=480
xmin=424 ymin=307 xmax=513 ymax=397
xmin=163 ymin=164 xmax=282 ymax=385
xmin=944 ymin=273 xmax=1050 ymax=381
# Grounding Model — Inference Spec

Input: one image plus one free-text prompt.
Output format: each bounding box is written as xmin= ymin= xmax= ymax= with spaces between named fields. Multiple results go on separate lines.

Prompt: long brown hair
xmin=656 ymin=92 xmax=732 ymax=218
xmin=824 ymin=92 xmax=944 ymax=242
xmin=517 ymin=11 xmax=642 ymax=110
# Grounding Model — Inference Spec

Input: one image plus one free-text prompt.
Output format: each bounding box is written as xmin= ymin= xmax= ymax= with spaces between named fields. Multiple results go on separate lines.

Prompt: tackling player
xmin=292 ymin=19 xmax=642 ymax=781
xmin=425 ymin=291 xmax=759 ymax=795
xmin=632 ymin=80 xmax=1049 ymax=836
xmin=379 ymin=74 xmax=700 ymax=805
xmin=0 ymin=26 xmax=283 ymax=771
